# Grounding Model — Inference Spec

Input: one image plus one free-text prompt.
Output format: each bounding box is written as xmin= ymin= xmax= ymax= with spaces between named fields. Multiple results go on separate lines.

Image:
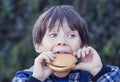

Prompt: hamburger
xmin=47 ymin=54 xmax=77 ymax=72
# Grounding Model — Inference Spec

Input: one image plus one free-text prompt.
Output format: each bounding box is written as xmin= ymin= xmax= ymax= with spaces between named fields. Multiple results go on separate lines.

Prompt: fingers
xmin=74 ymin=46 xmax=91 ymax=59
xmin=35 ymin=51 xmax=55 ymax=64
xmin=33 ymin=51 xmax=54 ymax=80
xmin=42 ymin=51 xmax=55 ymax=63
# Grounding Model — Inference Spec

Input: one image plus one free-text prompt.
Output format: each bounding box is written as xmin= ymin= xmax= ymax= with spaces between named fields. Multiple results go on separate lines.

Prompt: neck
xmin=53 ymin=71 xmax=70 ymax=78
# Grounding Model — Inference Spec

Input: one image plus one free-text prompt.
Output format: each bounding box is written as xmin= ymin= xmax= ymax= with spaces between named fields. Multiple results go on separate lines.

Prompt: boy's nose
xmin=56 ymin=33 xmax=67 ymax=46
xmin=57 ymin=36 xmax=67 ymax=46
xmin=57 ymin=42 xmax=66 ymax=46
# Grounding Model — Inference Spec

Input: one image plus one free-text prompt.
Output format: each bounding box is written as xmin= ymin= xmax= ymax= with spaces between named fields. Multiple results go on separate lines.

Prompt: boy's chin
xmin=53 ymin=70 xmax=71 ymax=78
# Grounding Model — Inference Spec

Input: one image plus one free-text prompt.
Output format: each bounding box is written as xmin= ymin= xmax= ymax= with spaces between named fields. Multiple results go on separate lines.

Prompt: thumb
xmin=73 ymin=62 xmax=89 ymax=71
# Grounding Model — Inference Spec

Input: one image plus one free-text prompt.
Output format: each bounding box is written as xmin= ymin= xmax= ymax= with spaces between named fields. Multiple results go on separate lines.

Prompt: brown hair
xmin=32 ymin=5 xmax=89 ymax=47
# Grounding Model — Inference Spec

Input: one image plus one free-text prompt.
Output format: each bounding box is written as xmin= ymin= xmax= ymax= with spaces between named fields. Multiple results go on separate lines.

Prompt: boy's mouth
xmin=52 ymin=47 xmax=72 ymax=55
xmin=54 ymin=51 xmax=70 ymax=54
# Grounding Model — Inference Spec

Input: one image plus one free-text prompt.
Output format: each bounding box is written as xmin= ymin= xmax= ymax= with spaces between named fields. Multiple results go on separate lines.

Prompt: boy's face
xmin=35 ymin=20 xmax=81 ymax=55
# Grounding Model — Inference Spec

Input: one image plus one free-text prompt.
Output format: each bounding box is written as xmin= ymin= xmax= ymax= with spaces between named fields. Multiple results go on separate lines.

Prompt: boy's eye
xmin=68 ymin=34 xmax=76 ymax=38
xmin=49 ymin=33 xmax=57 ymax=37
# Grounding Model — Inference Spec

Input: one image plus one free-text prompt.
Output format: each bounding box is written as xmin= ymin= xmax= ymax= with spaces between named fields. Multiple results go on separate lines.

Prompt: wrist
xmin=27 ymin=76 xmax=42 ymax=82
xmin=32 ymin=74 xmax=45 ymax=82
xmin=92 ymin=65 xmax=111 ymax=81
xmin=90 ymin=64 xmax=103 ymax=76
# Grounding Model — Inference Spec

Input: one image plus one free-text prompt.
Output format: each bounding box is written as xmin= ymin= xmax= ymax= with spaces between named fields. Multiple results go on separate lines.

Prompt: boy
xmin=13 ymin=5 xmax=120 ymax=82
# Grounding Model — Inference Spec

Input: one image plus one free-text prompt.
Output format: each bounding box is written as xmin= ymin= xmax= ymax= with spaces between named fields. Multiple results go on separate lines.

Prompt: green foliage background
xmin=0 ymin=0 xmax=120 ymax=81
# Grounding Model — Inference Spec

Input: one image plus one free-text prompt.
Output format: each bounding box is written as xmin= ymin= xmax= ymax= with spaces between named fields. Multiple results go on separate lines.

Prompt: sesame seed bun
xmin=47 ymin=54 xmax=77 ymax=72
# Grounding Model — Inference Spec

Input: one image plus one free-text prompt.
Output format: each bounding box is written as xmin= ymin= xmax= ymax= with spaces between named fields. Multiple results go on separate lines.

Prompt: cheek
xmin=42 ymin=37 xmax=55 ymax=51
xmin=73 ymin=42 xmax=81 ymax=51
xmin=69 ymin=39 xmax=81 ymax=51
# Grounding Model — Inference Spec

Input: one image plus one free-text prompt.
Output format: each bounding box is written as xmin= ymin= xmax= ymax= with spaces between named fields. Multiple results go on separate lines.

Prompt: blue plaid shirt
xmin=12 ymin=65 xmax=120 ymax=82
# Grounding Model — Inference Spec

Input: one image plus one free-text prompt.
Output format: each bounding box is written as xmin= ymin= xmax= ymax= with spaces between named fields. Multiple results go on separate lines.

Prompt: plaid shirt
xmin=12 ymin=65 xmax=120 ymax=82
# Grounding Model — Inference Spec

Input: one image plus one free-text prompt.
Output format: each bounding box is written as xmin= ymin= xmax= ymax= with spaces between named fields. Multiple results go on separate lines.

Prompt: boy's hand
xmin=73 ymin=46 xmax=102 ymax=76
xmin=32 ymin=51 xmax=55 ymax=81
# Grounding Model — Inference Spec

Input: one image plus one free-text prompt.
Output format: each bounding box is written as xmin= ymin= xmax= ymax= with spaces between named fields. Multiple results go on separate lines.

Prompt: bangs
xmin=43 ymin=5 xmax=83 ymax=31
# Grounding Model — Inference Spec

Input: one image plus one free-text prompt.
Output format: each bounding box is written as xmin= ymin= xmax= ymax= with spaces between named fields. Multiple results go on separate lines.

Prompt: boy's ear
xmin=33 ymin=42 xmax=43 ymax=53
